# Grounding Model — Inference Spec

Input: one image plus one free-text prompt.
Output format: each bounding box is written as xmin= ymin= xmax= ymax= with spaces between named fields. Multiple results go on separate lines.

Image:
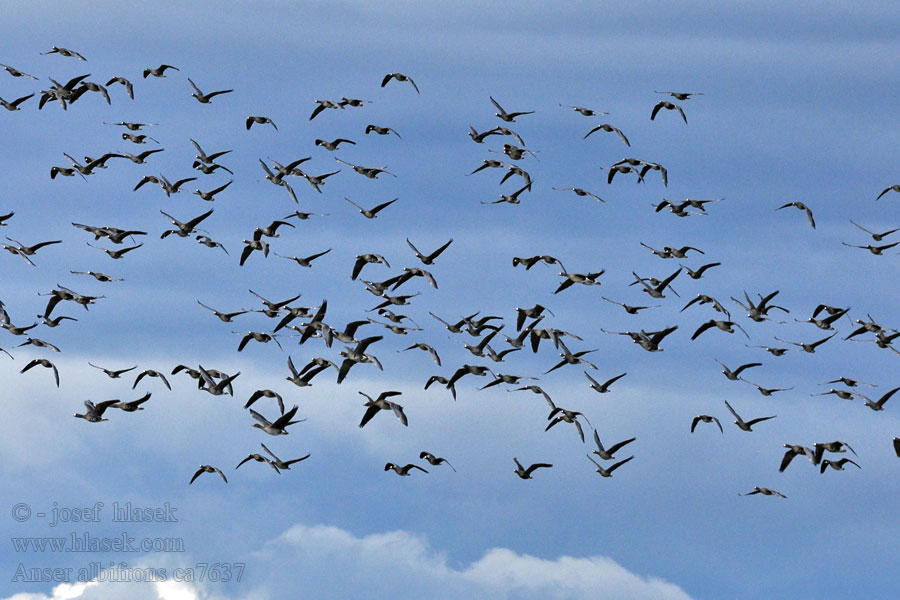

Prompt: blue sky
xmin=2 ymin=1 xmax=899 ymax=598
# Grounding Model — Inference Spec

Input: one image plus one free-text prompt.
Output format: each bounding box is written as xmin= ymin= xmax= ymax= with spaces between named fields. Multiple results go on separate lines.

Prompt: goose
xmin=42 ymin=46 xmax=87 ymax=60
xmin=105 ymin=120 xmax=157 ymax=130
xmin=587 ymin=453 xmax=634 ymax=477
xmin=823 ymin=376 xmax=874 ymax=388
xmin=309 ymin=99 xmax=343 ymax=120
xmin=250 ymin=405 xmax=304 ymax=435
xmin=740 ymin=487 xmax=786 ymax=498
xmin=795 ymin=306 xmax=848 ymax=330
xmin=691 ymin=415 xmax=723 ymax=434
xmin=855 ymin=386 xmax=900 ymax=411
xmin=0 ymin=212 xmax=13 ymax=226
xmin=480 ymin=372 xmax=534 ymax=390
xmin=190 ymin=465 xmax=227 ymax=484
xmin=560 ymin=104 xmax=608 ymax=116
xmin=49 ymin=165 xmax=84 ymax=181
xmin=681 ymin=294 xmax=730 ymax=318
xmin=261 ymin=443 xmax=309 ymax=471
xmin=2 ymin=322 xmax=37 ymax=336
xmin=406 ymin=238 xmax=453 ymax=265
xmin=192 ymin=160 xmax=233 ymax=175
xmin=552 ymin=187 xmax=604 ymax=202
xmin=681 ymin=262 xmax=722 ymax=279
xmin=120 ymin=148 xmax=165 ymax=164
xmin=122 ymin=132 xmax=159 ymax=144
xmin=650 ymin=100 xmax=687 ymax=123
xmin=345 ymin=197 xmax=397 ymax=219
xmin=820 ymin=458 xmax=861 ymax=474
xmin=468 ymin=125 xmax=502 ymax=143
xmin=352 ymin=254 xmax=391 ymax=280
xmin=86 ymin=242 xmax=143 ymax=259
xmin=385 ymin=463 xmax=428 ymax=476
xmin=546 ymin=406 xmax=592 ymax=442
xmin=358 ymin=390 xmax=407 ymax=427
xmin=724 ymin=399 xmax=775 ymax=431
xmin=400 ymin=342 xmax=441 ymax=366
xmin=88 ymin=362 xmax=136 ymax=379
xmin=583 ymin=123 xmax=630 ymax=146
xmin=774 ymin=332 xmax=836 ymax=353
xmin=691 ymin=319 xmax=749 ymax=340
xmin=0 ymin=93 xmax=34 ymax=111
xmin=191 ymin=139 xmax=232 ymax=165
xmin=18 ymin=338 xmax=60 ymax=352
xmin=3 ymin=237 xmax=62 ymax=265
xmin=195 ymin=235 xmax=228 ymax=254
xmin=381 ymin=72 xmax=419 ymax=94
xmin=187 ymin=77 xmax=233 ymax=103
xmin=591 ymin=430 xmax=636 ymax=460
xmin=21 ymin=358 xmax=59 ymax=387
xmin=239 ymin=239 xmax=269 ymax=266
xmin=365 ymin=124 xmax=402 ymax=138
xmin=544 ymin=349 xmax=598 ymax=374
xmin=252 ymin=219 xmax=294 ymax=240
xmin=274 ymin=249 xmax=331 ymax=268
xmin=745 ymin=344 xmax=790 ymax=356
xmin=335 ymin=157 xmax=396 ymax=179
xmin=638 ymin=161 xmax=668 ymax=186
xmin=776 ymin=202 xmax=816 ymax=229
xmin=485 ymin=345 xmax=521 ymax=363
xmin=848 ymin=220 xmax=899 ymax=241
xmin=715 ymin=359 xmax=762 ymax=381
xmin=285 ymin=356 xmax=331 ymax=388
xmin=500 ymin=164 xmax=533 ymax=188
xmin=135 ymin=174 xmax=197 ymax=196
xmin=841 ymin=240 xmax=900 ymax=255
xmin=779 ymin=445 xmax=815 ymax=472
xmin=513 ymin=458 xmax=552 ymax=479
xmin=875 ymin=184 xmax=900 ymax=200
xmin=495 ymin=142 xmax=536 ymax=161
xmin=490 ymin=96 xmax=533 ymax=122
xmin=482 ymin=182 xmax=531 ymax=205
xmin=584 ymin=371 xmax=626 ymax=394
xmin=314 ymin=138 xmax=355 ymax=151
xmin=0 ymin=63 xmax=38 ymax=79
xmin=654 ymin=199 xmax=705 ymax=217
xmin=812 ymin=441 xmax=856 ymax=465
xmin=601 ymin=297 xmax=658 ymax=314
xmin=73 ymin=80 xmax=111 ymax=104
xmin=104 ymin=391 xmax=151 ymax=412
xmin=38 ymin=314 xmax=78 ymax=327
xmin=235 ymin=331 xmax=284 ymax=352
xmin=74 ymin=400 xmax=118 ymax=423
xmin=813 ymin=388 xmax=857 ymax=400
xmin=740 ymin=378 xmax=793 ymax=397
xmin=143 ymin=64 xmax=179 ymax=78
xmin=236 ymin=453 xmax=280 ymax=473
xmin=632 ymin=268 xmax=681 ymax=298
xmin=339 ymin=96 xmax=370 ymax=107
xmin=336 ymin=335 xmax=383 ymax=383
xmin=105 ymin=76 xmax=133 ymax=99
xmin=656 ymin=91 xmax=703 ymax=100
xmin=419 ymin=451 xmax=456 ymax=472
xmin=133 ymin=369 xmax=171 ymax=391
xmin=246 ymin=115 xmax=277 ymax=130
xmin=196 ymin=301 xmax=247 ymax=323
xmin=469 ymin=159 xmax=505 ymax=175
xmin=283 ymin=210 xmax=327 ymax=220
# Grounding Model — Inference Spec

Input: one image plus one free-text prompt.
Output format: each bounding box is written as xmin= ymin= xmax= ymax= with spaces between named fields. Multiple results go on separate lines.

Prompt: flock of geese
xmin=2 ymin=47 xmax=899 ymax=497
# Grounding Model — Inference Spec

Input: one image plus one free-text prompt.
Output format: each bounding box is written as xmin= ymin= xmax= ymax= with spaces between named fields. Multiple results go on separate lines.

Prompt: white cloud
xmin=3 ymin=523 xmax=691 ymax=600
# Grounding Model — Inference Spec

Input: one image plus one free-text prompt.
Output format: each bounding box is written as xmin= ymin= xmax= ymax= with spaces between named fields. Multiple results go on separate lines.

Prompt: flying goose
xmin=854 ymin=386 xmax=900 ymax=411
xmin=584 ymin=123 xmax=630 ymax=146
xmin=365 ymin=124 xmax=402 ymax=138
xmin=358 ymin=390 xmax=407 ymax=427
xmin=875 ymin=184 xmax=900 ymax=200
xmin=190 ymin=465 xmax=227 ymax=484
xmin=21 ymin=358 xmax=59 ymax=387
xmin=261 ymin=443 xmax=309 ymax=471
xmin=650 ymin=100 xmax=687 ymax=123
xmin=513 ymin=458 xmax=552 ymax=479
xmin=724 ymin=399 xmax=775 ymax=431
xmin=246 ymin=115 xmax=277 ymax=130
xmin=820 ymin=458 xmax=861 ymax=474
xmin=586 ymin=454 xmax=634 ymax=477
xmin=250 ymin=405 xmax=304 ymax=435
xmin=42 ymin=46 xmax=87 ymax=60
xmin=88 ymin=362 xmax=137 ymax=378
xmin=591 ymin=430 xmax=636 ymax=460
xmin=187 ymin=77 xmax=233 ymax=103
xmin=110 ymin=392 xmax=151 ymax=412
xmin=381 ymin=72 xmax=419 ymax=93
xmin=236 ymin=453 xmax=280 ymax=473
xmin=385 ymin=463 xmax=428 ymax=476
xmin=777 ymin=202 xmax=816 ymax=229
xmin=584 ymin=371 xmax=626 ymax=394
xmin=0 ymin=93 xmax=34 ymax=111
xmin=74 ymin=400 xmax=118 ymax=422
xmin=691 ymin=415 xmax=723 ymax=434
xmin=490 ymin=96 xmax=533 ymax=122
xmin=601 ymin=297 xmax=659 ymax=314
xmin=133 ymin=369 xmax=171 ymax=391
xmin=419 ymin=451 xmax=456 ymax=472
xmin=345 ymin=197 xmax=398 ymax=218
xmin=315 ymin=138 xmax=355 ymax=151
xmin=143 ymin=64 xmax=179 ymax=77
xmin=740 ymin=487 xmax=786 ymax=498
xmin=0 ymin=63 xmax=38 ymax=79
xmin=779 ymin=444 xmax=815 ymax=472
